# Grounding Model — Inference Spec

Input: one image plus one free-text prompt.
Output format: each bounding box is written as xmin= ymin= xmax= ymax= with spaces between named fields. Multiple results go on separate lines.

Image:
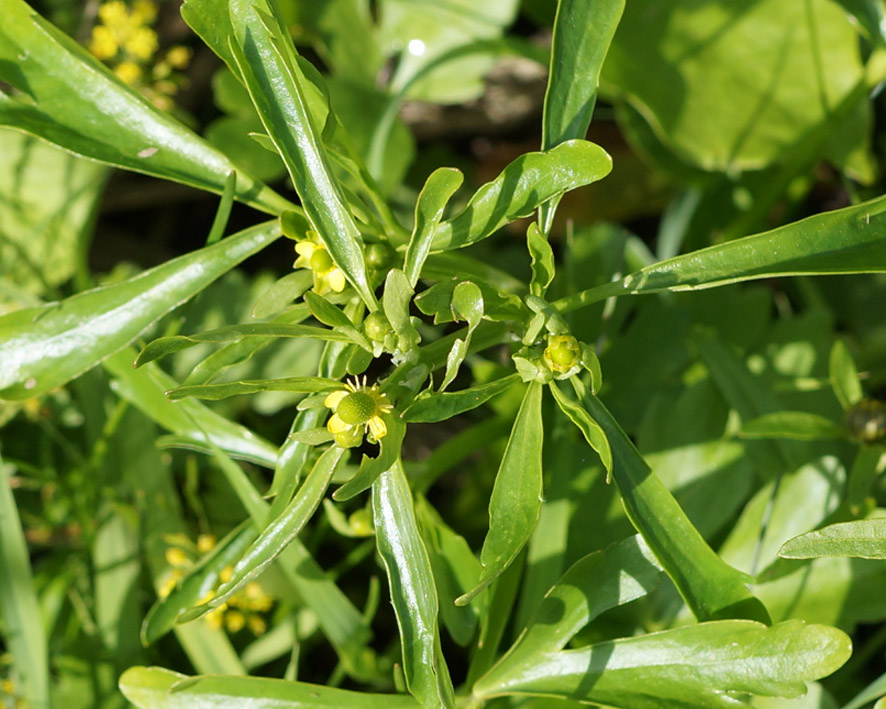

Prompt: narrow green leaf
xmin=574 ymin=382 xmax=770 ymax=623
xmin=120 ymin=666 xmax=420 ymax=708
xmin=206 ymin=171 xmax=237 ymax=245
xmin=0 ymin=220 xmax=281 ymax=401
xmin=166 ymin=377 xmax=341 ymax=402
xmin=251 ymin=271 xmax=313 ymax=319
xmin=184 ymin=447 xmax=344 ymax=621
xmin=741 ymin=412 xmax=846 ymax=441
xmin=287 ymin=428 xmax=334 ymax=445
xmin=141 ymin=521 xmax=258 ymax=645
xmin=830 ymin=340 xmax=864 ymax=410
xmin=431 ymin=140 xmax=613 ymax=251
xmin=228 ymin=0 xmax=376 ymax=307
xmin=779 ymin=518 xmax=886 ymax=559
xmin=405 ymin=168 xmax=464 ymax=288
xmin=305 ymin=291 xmax=372 ymax=351
xmin=383 ymin=269 xmax=421 ymax=353
xmin=0 ymin=0 xmax=290 ymax=215
xmin=403 ymin=374 xmax=520 ymax=423
xmin=549 ymin=380 xmax=613 ymax=479
xmin=373 ymin=461 xmax=456 ymax=709
xmin=527 ymin=222 xmax=555 ymax=296
xmin=0 ymin=456 xmax=49 ymax=709
xmin=556 ymin=195 xmax=886 ymax=312
xmin=439 ymin=282 xmax=484 ymax=392
xmin=333 ymin=414 xmax=407 ymax=501
xmin=476 ymin=536 xmax=661 ymax=693
xmin=474 ymin=620 xmax=850 ymax=708
xmin=135 ymin=323 xmax=349 ymax=368
xmin=457 ymin=382 xmax=543 ymax=605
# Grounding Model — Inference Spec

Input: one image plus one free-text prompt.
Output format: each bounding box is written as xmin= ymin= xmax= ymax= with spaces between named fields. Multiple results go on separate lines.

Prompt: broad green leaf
xmin=574 ymin=382 xmax=770 ymax=623
xmin=477 ymin=536 xmax=661 ymax=691
xmin=0 ymin=220 xmax=281 ymax=401
xmin=305 ymin=291 xmax=372 ymax=351
xmin=166 ymin=377 xmax=342 ymax=402
xmin=602 ymin=0 xmax=866 ymax=172
xmin=105 ymin=349 xmax=279 ymax=469
xmin=527 ymin=222 xmax=555 ymax=296
xmin=142 ymin=521 xmax=258 ymax=645
xmin=549 ymin=380 xmax=613 ymax=480
xmin=0 ymin=0 xmax=290 ymax=215
xmin=741 ymin=412 xmax=846 ymax=441
xmin=538 ymin=0 xmax=624 ymax=231
xmin=119 ymin=666 xmax=420 ymax=708
xmin=0 ymin=456 xmax=49 ymax=709
xmin=333 ymin=414 xmax=408 ymax=501
xmin=779 ymin=518 xmax=886 ymax=560
xmin=0 ymin=128 xmax=106 ymax=299
xmin=473 ymin=620 xmax=850 ymax=708
xmin=458 ymin=381 xmax=543 ymax=605
xmin=135 ymin=323 xmax=349 ymax=368
xmin=556 ymin=196 xmax=886 ymax=312
xmin=373 ymin=461 xmax=456 ymax=709
xmin=403 ymin=374 xmax=520 ymax=423
xmin=228 ymin=0 xmax=376 ymax=308
xmin=830 ymin=340 xmax=863 ymax=410
xmin=183 ymin=447 xmax=344 ymax=620
xmin=405 ymin=167 xmax=464 ymax=288
xmin=414 ymin=496 xmax=482 ymax=647
xmin=430 ymin=140 xmax=612 ymax=251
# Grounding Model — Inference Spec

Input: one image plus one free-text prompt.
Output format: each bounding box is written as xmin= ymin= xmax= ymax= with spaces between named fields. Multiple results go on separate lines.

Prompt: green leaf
xmin=476 ymin=535 xmax=662 ymax=692
xmin=430 ymin=140 xmax=612 ymax=251
xmin=119 ymin=666 xmax=420 ymax=708
xmin=104 ymin=349 xmax=279 ymax=468
xmin=305 ymin=291 xmax=372 ymax=351
xmin=557 ymin=195 xmax=886 ymax=312
xmin=373 ymin=461 xmax=456 ymax=709
xmin=183 ymin=447 xmax=344 ymax=621
xmin=779 ymin=519 xmax=886 ymax=560
xmin=228 ymin=0 xmax=376 ymax=308
xmin=527 ymin=222 xmax=555 ymax=296
xmin=333 ymin=414 xmax=408 ymax=501
xmin=830 ymin=340 xmax=864 ymax=410
xmin=0 ymin=220 xmax=281 ymax=401
xmin=457 ymin=381 xmax=543 ymax=605
xmin=0 ymin=456 xmax=49 ymax=709
xmin=405 ymin=167 xmax=464 ymax=288
xmin=474 ymin=620 xmax=850 ymax=708
xmin=439 ymin=282 xmax=484 ymax=391
xmin=0 ymin=0 xmax=290 ymax=215
xmin=574 ymin=382 xmax=770 ymax=623
xmin=251 ymin=271 xmax=313 ymax=318
xmin=141 ymin=521 xmax=258 ymax=645
xmin=538 ymin=0 xmax=625 ymax=231
xmin=383 ymin=269 xmax=421 ymax=353
xmin=135 ymin=323 xmax=349 ymax=368
xmin=741 ymin=412 xmax=846 ymax=441
xmin=403 ymin=374 xmax=520 ymax=423
xmin=166 ymin=377 xmax=341 ymax=402
xmin=549 ymin=380 xmax=613 ymax=479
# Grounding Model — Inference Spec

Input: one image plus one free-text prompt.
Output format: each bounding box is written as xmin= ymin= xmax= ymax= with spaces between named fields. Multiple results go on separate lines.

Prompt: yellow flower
xmin=197 ymin=534 xmax=217 ymax=554
xmin=165 ymin=45 xmax=192 ymax=70
xmin=158 ymin=569 xmax=182 ymax=599
xmin=224 ymin=609 xmax=246 ymax=633
xmin=123 ymin=25 xmax=158 ymax=60
xmin=165 ymin=546 xmax=189 ymax=568
xmin=97 ymin=0 xmax=130 ymax=28
xmin=294 ymin=232 xmax=347 ymax=294
xmin=247 ymin=614 xmax=268 ymax=636
xmin=114 ymin=61 xmax=142 ymax=84
xmin=132 ymin=0 xmax=158 ymax=24
xmin=89 ymin=25 xmax=118 ymax=59
xmin=324 ymin=377 xmax=393 ymax=448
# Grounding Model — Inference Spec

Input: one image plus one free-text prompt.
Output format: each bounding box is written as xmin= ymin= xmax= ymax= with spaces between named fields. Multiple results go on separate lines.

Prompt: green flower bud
xmin=366 ymin=242 xmax=394 ymax=270
xmin=543 ymin=335 xmax=581 ymax=374
xmin=364 ymin=311 xmax=394 ymax=343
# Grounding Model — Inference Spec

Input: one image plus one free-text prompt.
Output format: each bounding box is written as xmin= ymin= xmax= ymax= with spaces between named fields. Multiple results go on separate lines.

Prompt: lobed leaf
xmin=0 ymin=220 xmax=281 ymax=401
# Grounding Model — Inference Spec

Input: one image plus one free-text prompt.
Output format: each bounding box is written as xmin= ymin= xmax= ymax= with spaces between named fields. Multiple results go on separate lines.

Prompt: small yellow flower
xmin=197 ymin=534 xmax=217 ymax=554
xmin=89 ymin=25 xmax=119 ymax=59
xmin=219 ymin=565 xmax=234 ymax=584
xmin=165 ymin=546 xmax=189 ymax=568
xmin=165 ymin=45 xmax=192 ymax=70
xmin=224 ymin=609 xmax=246 ymax=633
xmin=98 ymin=0 xmax=130 ymax=28
xmin=294 ymin=232 xmax=347 ymax=295
xmin=123 ymin=25 xmax=158 ymax=60
xmin=247 ymin=614 xmax=268 ymax=636
xmin=324 ymin=377 xmax=393 ymax=448
xmin=131 ymin=0 xmax=158 ymax=24
xmin=205 ymin=603 xmax=227 ymax=630
xmin=242 ymin=582 xmax=274 ymax=612
xmin=158 ymin=569 xmax=182 ymax=599
xmin=114 ymin=60 xmax=142 ymax=84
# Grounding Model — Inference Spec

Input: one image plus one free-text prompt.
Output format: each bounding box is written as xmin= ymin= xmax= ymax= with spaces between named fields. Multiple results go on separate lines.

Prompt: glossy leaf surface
xmin=405 ymin=167 xmax=464 ymax=288
xmin=403 ymin=374 xmax=520 ymax=423
xmin=779 ymin=519 xmax=886 ymax=560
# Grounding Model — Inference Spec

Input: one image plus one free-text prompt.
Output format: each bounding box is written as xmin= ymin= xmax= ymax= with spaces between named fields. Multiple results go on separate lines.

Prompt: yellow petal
xmin=324 ymin=390 xmax=348 ymax=409
xmin=326 ymin=414 xmax=351 ymax=435
xmin=328 ymin=269 xmax=347 ymax=293
xmin=294 ymin=241 xmax=316 ymax=258
xmin=367 ymin=415 xmax=387 ymax=441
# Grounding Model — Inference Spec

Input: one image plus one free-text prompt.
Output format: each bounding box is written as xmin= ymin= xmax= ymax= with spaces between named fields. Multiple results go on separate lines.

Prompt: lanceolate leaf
xmin=779 ymin=518 xmax=886 ymax=560
xmin=830 ymin=340 xmax=864 ymax=410
xmin=403 ymin=374 xmax=520 ymax=423
xmin=0 ymin=0 xmax=290 ymax=215
xmin=165 ymin=377 xmax=342 ymax=402
xmin=430 ymin=141 xmax=612 ymax=251
xmin=458 ymin=382 xmax=543 ymax=605
xmin=120 ymin=666 xmax=421 ymax=708
xmin=549 ymin=380 xmax=613 ymax=479
xmin=473 ymin=620 xmax=850 ymax=708
xmin=556 ymin=195 xmax=886 ymax=312
xmin=405 ymin=167 xmax=464 ymax=288
xmin=0 ymin=220 xmax=281 ymax=401
xmin=228 ymin=0 xmax=376 ymax=308
xmin=373 ymin=461 xmax=456 ymax=709
xmin=741 ymin=412 xmax=846 ymax=441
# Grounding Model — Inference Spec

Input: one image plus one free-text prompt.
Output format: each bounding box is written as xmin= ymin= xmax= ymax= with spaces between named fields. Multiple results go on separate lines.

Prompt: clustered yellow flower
xmin=293 ymin=232 xmax=347 ymax=295
xmin=88 ymin=0 xmax=191 ymax=110
xmin=324 ymin=377 xmax=393 ymax=448
xmin=158 ymin=534 xmax=274 ymax=636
